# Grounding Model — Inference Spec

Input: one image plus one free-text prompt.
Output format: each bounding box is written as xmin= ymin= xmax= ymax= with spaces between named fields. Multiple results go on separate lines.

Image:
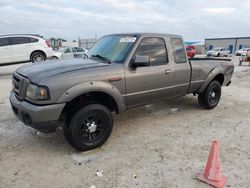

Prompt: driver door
xmin=125 ymin=37 xmax=175 ymax=107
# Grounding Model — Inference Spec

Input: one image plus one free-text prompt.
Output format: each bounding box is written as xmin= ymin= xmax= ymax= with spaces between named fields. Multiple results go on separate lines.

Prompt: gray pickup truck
xmin=10 ymin=33 xmax=234 ymax=151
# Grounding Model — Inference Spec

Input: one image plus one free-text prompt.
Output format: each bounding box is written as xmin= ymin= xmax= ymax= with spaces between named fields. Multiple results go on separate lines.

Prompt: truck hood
xmin=16 ymin=58 xmax=108 ymax=83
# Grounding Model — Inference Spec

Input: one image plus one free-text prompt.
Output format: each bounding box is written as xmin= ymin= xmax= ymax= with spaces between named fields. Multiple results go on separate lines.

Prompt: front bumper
xmin=10 ymin=91 xmax=65 ymax=133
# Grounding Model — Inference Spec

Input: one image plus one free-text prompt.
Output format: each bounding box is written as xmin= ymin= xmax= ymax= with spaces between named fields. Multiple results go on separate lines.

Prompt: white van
xmin=0 ymin=34 xmax=54 ymax=65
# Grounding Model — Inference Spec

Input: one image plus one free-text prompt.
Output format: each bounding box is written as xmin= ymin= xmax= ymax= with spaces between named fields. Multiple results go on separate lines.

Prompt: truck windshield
xmin=88 ymin=35 xmax=137 ymax=63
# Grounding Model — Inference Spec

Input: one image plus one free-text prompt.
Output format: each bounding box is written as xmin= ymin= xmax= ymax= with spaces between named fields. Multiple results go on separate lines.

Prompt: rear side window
xmin=171 ymin=38 xmax=186 ymax=63
xmin=29 ymin=37 xmax=39 ymax=43
xmin=11 ymin=37 xmax=30 ymax=45
xmin=72 ymin=47 xmax=84 ymax=52
xmin=76 ymin=47 xmax=84 ymax=52
xmin=0 ymin=37 xmax=11 ymax=47
xmin=134 ymin=37 xmax=168 ymax=66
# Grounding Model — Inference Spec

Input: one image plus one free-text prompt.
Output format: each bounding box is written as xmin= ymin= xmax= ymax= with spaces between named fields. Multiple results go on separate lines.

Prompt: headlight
xmin=26 ymin=84 xmax=50 ymax=100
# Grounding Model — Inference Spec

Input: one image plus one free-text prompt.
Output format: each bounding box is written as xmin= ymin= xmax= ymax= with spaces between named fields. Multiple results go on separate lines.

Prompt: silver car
xmin=235 ymin=48 xmax=250 ymax=56
xmin=52 ymin=46 xmax=88 ymax=59
xmin=207 ymin=47 xmax=231 ymax=57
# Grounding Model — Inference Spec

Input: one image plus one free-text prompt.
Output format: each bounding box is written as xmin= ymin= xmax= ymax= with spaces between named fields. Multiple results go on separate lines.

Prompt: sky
xmin=0 ymin=0 xmax=249 ymax=41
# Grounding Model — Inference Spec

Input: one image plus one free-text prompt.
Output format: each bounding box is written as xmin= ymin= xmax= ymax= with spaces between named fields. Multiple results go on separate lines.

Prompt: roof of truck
xmin=105 ymin=32 xmax=182 ymax=38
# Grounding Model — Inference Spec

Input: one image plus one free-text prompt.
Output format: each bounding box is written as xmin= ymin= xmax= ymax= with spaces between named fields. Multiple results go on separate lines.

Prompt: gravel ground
xmin=0 ymin=61 xmax=250 ymax=188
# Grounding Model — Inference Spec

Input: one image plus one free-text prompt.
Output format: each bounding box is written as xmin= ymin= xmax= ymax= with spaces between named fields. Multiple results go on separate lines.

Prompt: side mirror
xmin=131 ymin=55 xmax=150 ymax=67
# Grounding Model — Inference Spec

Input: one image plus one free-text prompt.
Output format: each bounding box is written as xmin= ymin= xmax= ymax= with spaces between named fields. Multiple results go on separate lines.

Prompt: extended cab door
xmin=169 ymin=38 xmax=191 ymax=96
xmin=0 ymin=37 xmax=13 ymax=64
xmin=125 ymin=37 xmax=176 ymax=107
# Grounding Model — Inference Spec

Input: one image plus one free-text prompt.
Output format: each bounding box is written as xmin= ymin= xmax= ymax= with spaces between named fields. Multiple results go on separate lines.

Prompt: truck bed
xmin=188 ymin=57 xmax=234 ymax=93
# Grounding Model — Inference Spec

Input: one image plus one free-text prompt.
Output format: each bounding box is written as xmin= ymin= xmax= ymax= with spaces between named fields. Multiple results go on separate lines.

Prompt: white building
xmin=205 ymin=37 xmax=250 ymax=54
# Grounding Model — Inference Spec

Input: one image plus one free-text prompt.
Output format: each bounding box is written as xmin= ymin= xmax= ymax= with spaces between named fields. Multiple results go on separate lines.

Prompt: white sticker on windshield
xmin=119 ymin=37 xmax=137 ymax=43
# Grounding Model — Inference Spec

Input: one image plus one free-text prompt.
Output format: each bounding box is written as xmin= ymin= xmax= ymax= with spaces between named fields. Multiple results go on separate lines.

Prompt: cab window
xmin=134 ymin=37 xmax=168 ymax=66
xmin=171 ymin=38 xmax=187 ymax=63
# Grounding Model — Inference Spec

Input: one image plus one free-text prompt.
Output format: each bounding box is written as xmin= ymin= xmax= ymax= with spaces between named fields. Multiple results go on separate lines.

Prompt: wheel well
xmin=30 ymin=50 xmax=47 ymax=60
xmin=212 ymin=74 xmax=224 ymax=85
xmin=60 ymin=91 xmax=119 ymax=124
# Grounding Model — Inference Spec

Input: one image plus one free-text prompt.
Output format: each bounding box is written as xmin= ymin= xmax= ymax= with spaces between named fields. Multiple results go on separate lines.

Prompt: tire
xmin=64 ymin=104 xmax=113 ymax=151
xmin=198 ymin=80 xmax=221 ymax=109
xmin=216 ymin=53 xmax=220 ymax=57
xmin=52 ymin=56 xmax=59 ymax=59
xmin=31 ymin=52 xmax=46 ymax=63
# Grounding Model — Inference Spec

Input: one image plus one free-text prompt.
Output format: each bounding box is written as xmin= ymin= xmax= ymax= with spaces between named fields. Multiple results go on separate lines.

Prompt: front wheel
xmin=64 ymin=104 xmax=113 ymax=151
xmin=198 ymin=80 xmax=221 ymax=109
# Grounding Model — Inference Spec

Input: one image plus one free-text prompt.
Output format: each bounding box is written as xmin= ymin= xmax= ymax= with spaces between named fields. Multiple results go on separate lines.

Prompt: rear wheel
xmin=64 ymin=104 xmax=113 ymax=151
xmin=31 ymin=52 xmax=46 ymax=63
xmin=52 ymin=56 xmax=59 ymax=59
xmin=198 ymin=80 xmax=221 ymax=109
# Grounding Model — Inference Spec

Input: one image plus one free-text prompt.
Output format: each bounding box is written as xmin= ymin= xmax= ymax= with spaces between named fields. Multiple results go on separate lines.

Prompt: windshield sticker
xmin=119 ymin=37 xmax=137 ymax=43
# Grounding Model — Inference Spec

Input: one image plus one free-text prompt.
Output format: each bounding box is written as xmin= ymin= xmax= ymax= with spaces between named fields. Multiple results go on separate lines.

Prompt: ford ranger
xmin=10 ymin=33 xmax=234 ymax=151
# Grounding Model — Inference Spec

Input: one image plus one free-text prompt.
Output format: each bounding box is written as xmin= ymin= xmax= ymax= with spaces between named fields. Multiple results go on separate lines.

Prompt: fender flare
xmin=56 ymin=81 xmax=125 ymax=113
xmin=198 ymin=67 xmax=224 ymax=93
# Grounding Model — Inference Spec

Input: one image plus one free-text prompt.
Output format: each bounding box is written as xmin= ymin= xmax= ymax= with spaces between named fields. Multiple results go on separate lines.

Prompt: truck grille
xmin=12 ymin=72 xmax=29 ymax=100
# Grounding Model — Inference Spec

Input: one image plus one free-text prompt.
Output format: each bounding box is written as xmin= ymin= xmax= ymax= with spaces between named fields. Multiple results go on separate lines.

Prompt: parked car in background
xmin=207 ymin=47 xmax=231 ymax=57
xmin=0 ymin=34 xmax=54 ymax=65
xmin=235 ymin=48 xmax=250 ymax=56
xmin=239 ymin=49 xmax=250 ymax=66
xmin=52 ymin=47 xmax=88 ymax=59
xmin=186 ymin=46 xmax=196 ymax=58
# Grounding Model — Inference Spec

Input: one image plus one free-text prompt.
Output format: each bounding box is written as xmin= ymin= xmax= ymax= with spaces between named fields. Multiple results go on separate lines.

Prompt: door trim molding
xmin=123 ymin=83 xmax=189 ymax=97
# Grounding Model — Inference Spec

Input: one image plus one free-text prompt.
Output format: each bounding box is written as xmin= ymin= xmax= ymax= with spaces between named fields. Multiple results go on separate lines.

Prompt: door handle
xmin=165 ymin=69 xmax=173 ymax=74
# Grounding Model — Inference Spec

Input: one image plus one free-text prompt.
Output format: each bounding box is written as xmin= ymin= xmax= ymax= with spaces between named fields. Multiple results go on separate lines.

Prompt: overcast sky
xmin=0 ymin=0 xmax=249 ymax=41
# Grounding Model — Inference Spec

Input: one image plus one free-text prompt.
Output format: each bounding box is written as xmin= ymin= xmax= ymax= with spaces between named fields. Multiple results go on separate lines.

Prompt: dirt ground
xmin=0 ymin=61 xmax=250 ymax=188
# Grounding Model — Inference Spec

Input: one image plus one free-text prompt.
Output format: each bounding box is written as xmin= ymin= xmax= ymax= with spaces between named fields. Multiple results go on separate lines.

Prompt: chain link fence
xmin=79 ymin=38 xmax=98 ymax=49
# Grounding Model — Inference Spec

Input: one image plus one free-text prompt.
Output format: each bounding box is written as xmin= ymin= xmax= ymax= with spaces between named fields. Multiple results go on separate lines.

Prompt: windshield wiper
xmin=91 ymin=54 xmax=111 ymax=64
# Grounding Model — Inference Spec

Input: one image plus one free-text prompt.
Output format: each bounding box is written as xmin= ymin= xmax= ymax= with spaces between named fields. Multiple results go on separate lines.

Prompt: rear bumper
xmin=44 ymin=48 xmax=54 ymax=58
xmin=10 ymin=91 xmax=65 ymax=133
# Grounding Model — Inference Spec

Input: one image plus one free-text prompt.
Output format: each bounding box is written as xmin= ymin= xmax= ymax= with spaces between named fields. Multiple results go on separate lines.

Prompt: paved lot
xmin=0 ymin=61 xmax=250 ymax=188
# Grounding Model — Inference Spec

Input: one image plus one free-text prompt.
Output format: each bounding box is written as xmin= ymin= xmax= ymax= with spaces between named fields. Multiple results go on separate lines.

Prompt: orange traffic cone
xmin=197 ymin=140 xmax=227 ymax=188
